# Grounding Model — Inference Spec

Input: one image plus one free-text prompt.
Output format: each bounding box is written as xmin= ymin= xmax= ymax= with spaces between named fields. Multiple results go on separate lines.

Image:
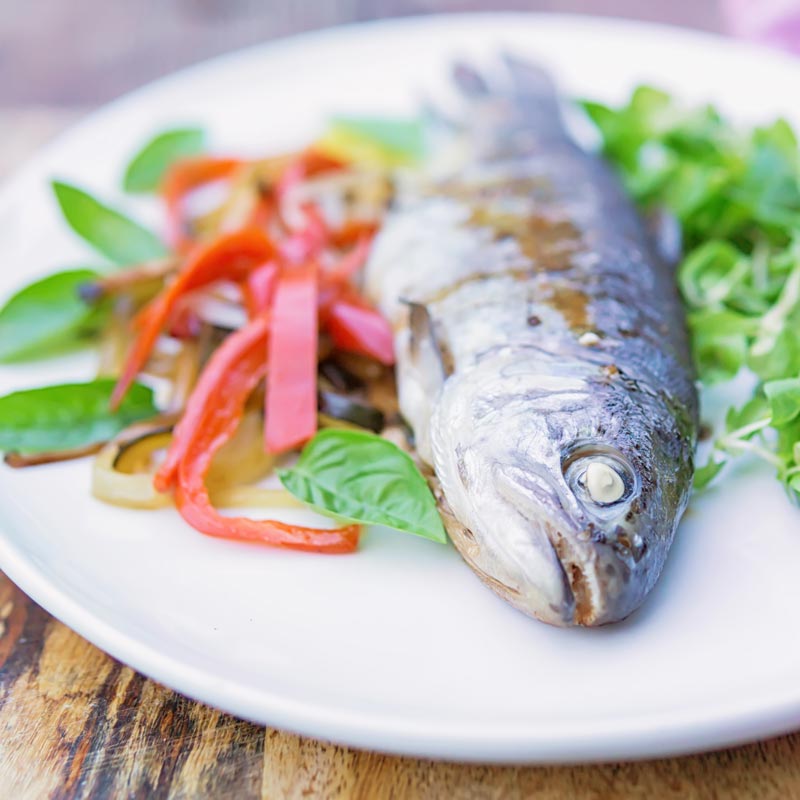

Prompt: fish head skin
xmin=429 ymin=346 xmax=695 ymax=626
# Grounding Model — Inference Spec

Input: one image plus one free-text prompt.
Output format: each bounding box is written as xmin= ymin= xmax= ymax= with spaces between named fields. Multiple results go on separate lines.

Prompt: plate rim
xmin=2 ymin=11 xmax=800 ymax=762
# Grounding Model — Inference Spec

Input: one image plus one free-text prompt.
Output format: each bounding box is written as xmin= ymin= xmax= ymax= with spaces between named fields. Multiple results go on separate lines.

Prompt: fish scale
xmin=366 ymin=58 xmax=698 ymax=626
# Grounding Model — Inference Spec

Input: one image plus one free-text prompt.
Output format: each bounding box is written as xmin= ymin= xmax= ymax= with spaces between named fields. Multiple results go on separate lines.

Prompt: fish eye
xmin=562 ymin=444 xmax=637 ymax=508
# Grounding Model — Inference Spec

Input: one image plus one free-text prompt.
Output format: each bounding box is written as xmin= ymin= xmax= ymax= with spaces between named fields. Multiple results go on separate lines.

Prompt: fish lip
xmin=492 ymin=462 xmax=589 ymax=624
xmin=547 ymin=525 xmax=647 ymax=625
xmin=549 ymin=532 xmax=595 ymax=625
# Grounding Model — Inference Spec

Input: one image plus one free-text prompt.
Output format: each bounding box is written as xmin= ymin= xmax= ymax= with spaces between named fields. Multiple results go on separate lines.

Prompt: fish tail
xmin=451 ymin=55 xmax=568 ymax=147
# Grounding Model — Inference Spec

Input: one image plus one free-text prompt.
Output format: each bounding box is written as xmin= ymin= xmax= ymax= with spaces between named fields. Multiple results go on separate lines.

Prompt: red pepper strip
xmin=328 ymin=220 xmax=378 ymax=249
xmin=326 ymin=235 xmax=373 ymax=283
xmin=246 ymin=190 xmax=277 ymax=230
xmin=279 ymin=203 xmax=329 ymax=265
xmin=131 ymin=295 xmax=162 ymax=331
xmin=111 ymin=227 xmax=274 ymax=409
xmin=155 ymin=314 xmax=271 ymax=493
xmin=275 ymin=159 xmax=306 ymax=203
xmin=302 ymin=148 xmax=348 ymax=174
xmin=242 ymin=261 xmax=279 ymax=317
xmin=264 ymin=263 xmax=319 ymax=453
xmin=275 ymin=149 xmax=346 ymax=202
xmin=167 ymin=298 xmax=203 ymax=339
xmin=176 ymin=454 xmax=359 ymax=552
xmin=157 ymin=316 xmax=359 ymax=553
xmin=325 ymin=295 xmax=395 ymax=365
xmin=161 ymin=156 xmax=243 ymax=252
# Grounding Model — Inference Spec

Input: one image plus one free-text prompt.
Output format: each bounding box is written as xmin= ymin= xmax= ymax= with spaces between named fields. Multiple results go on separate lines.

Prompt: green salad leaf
xmin=0 ymin=268 xmax=103 ymax=362
xmin=123 ymin=127 xmax=206 ymax=193
xmin=279 ymin=429 xmax=447 ymax=543
xmin=0 ymin=379 xmax=157 ymax=455
xmin=765 ymin=378 xmax=800 ymax=426
xmin=584 ymin=88 xmax=800 ymax=499
xmin=693 ymin=457 xmax=726 ymax=490
xmin=52 ymin=180 xmax=167 ymax=265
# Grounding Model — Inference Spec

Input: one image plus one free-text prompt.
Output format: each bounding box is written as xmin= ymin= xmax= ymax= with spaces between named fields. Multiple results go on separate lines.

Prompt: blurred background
xmin=1 ymin=1 xmax=724 ymax=106
xmin=0 ymin=0 xmax=792 ymax=173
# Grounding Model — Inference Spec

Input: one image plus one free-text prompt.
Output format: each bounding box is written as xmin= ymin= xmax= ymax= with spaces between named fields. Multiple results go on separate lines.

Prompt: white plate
xmin=1 ymin=13 xmax=800 ymax=763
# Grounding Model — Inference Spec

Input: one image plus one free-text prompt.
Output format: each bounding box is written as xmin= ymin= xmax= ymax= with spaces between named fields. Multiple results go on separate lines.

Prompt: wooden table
xmin=3 ymin=2 xmax=800 ymax=797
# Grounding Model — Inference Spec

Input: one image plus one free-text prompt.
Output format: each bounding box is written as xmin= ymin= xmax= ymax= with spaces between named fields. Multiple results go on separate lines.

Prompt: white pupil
xmin=585 ymin=461 xmax=625 ymax=504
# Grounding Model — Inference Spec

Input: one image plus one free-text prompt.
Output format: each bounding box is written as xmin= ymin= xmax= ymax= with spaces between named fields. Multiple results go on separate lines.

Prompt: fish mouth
xmin=545 ymin=523 xmax=642 ymax=626
xmin=548 ymin=528 xmax=601 ymax=626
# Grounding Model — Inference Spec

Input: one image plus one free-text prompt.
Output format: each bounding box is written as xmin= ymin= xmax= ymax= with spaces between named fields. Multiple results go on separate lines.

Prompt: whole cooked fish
xmin=365 ymin=57 xmax=698 ymax=626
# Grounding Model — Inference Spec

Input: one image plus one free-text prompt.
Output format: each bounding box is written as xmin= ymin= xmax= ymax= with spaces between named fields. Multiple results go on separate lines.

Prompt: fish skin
xmin=365 ymin=59 xmax=698 ymax=626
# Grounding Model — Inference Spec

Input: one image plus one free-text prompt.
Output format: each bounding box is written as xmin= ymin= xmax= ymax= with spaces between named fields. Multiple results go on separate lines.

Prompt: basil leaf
xmin=278 ymin=429 xmax=447 ymax=543
xmin=0 ymin=269 xmax=103 ymax=362
xmin=52 ymin=180 xmax=167 ymax=265
xmin=123 ymin=127 xmax=206 ymax=193
xmin=0 ymin=379 xmax=157 ymax=454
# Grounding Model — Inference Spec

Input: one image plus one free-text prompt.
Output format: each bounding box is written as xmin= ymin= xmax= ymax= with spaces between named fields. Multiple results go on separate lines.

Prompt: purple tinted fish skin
xmin=366 ymin=58 xmax=698 ymax=626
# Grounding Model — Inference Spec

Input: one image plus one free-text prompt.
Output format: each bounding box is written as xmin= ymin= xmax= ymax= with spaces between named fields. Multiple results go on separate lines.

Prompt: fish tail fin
xmin=450 ymin=55 xmax=568 ymax=148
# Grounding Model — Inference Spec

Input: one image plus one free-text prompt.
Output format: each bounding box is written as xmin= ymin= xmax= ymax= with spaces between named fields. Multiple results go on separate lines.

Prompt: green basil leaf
xmin=0 ymin=269 xmax=103 ymax=362
xmin=765 ymin=378 xmax=800 ymax=426
xmin=0 ymin=379 xmax=157 ymax=454
xmin=123 ymin=127 xmax=206 ymax=193
xmin=278 ymin=429 xmax=447 ymax=543
xmin=693 ymin=456 xmax=726 ymax=490
xmin=52 ymin=180 xmax=167 ymax=264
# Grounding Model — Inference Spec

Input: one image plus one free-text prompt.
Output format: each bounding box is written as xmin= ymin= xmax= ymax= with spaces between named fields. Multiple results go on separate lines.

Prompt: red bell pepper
xmin=326 ymin=234 xmax=373 ymax=283
xmin=326 ymin=299 xmax=395 ymax=365
xmin=275 ymin=149 xmax=345 ymax=203
xmin=155 ymin=315 xmax=359 ymax=553
xmin=328 ymin=220 xmax=378 ymax=249
xmin=242 ymin=261 xmax=279 ymax=317
xmin=264 ymin=263 xmax=319 ymax=453
xmin=279 ymin=203 xmax=329 ymax=265
xmin=167 ymin=297 xmax=203 ymax=339
xmin=161 ymin=156 xmax=243 ymax=252
xmin=111 ymin=227 xmax=274 ymax=409
xmin=155 ymin=314 xmax=271 ymax=493
xmin=319 ymin=281 xmax=394 ymax=366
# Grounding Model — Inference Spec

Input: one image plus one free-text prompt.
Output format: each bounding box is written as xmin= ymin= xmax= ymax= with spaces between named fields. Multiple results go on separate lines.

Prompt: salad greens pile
xmin=583 ymin=88 xmax=800 ymax=499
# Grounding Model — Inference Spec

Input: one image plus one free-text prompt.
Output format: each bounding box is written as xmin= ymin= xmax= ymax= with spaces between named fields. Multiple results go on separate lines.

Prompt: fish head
xmin=430 ymin=347 xmax=694 ymax=626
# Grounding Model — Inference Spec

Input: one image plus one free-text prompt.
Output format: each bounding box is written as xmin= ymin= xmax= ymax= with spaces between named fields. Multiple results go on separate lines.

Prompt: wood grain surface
xmin=2 ymin=3 xmax=799 ymax=798
xmin=3 ymin=562 xmax=800 ymax=799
